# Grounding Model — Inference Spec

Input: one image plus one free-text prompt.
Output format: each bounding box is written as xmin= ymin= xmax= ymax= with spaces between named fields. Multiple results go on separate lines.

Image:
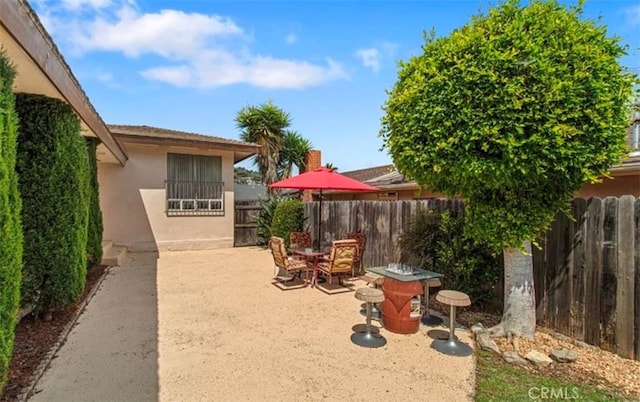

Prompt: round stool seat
xmin=362 ymin=272 xmax=385 ymax=286
xmin=436 ymin=290 xmax=471 ymax=307
xmin=355 ymin=287 xmax=385 ymax=303
xmin=424 ymin=278 xmax=442 ymax=288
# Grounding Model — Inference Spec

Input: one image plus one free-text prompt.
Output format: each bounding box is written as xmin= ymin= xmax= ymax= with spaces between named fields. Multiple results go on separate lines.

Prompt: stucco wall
xmin=98 ymin=142 xmax=236 ymax=251
xmin=576 ymin=174 xmax=640 ymax=198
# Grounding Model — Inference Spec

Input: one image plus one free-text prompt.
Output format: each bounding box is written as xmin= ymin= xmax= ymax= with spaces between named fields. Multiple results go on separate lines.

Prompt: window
xmin=166 ymin=153 xmax=224 ymax=216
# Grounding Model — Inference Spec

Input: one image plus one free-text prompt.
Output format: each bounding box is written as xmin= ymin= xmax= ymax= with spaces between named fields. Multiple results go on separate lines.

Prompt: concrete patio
xmin=31 ymin=247 xmax=475 ymax=401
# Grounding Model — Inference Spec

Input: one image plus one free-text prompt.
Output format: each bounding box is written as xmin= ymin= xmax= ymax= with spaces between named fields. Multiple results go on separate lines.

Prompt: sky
xmin=32 ymin=0 xmax=640 ymax=173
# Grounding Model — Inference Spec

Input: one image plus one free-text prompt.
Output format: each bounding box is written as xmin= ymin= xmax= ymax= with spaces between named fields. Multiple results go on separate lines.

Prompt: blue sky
xmin=33 ymin=0 xmax=640 ymax=173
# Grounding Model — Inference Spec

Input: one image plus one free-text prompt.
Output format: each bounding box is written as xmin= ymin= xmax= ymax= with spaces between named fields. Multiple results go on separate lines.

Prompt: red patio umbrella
xmin=269 ymin=167 xmax=378 ymax=249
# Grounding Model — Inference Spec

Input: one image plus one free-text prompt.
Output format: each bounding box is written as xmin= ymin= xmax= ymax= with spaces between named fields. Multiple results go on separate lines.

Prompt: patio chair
xmin=268 ymin=236 xmax=309 ymax=282
xmin=289 ymin=231 xmax=312 ymax=250
xmin=346 ymin=231 xmax=366 ymax=276
xmin=316 ymin=239 xmax=358 ymax=286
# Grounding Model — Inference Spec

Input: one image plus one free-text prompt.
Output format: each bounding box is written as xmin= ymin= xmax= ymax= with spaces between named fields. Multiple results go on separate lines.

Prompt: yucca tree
xmin=278 ymin=130 xmax=312 ymax=179
xmin=236 ymin=101 xmax=291 ymax=188
xmin=324 ymin=163 xmax=338 ymax=172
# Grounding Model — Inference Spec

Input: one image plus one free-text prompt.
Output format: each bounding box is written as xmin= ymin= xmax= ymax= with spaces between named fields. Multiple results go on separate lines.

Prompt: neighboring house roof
xmin=344 ymin=152 xmax=640 ymax=192
xmin=0 ymin=0 xmax=127 ymax=165
xmin=108 ymin=124 xmax=260 ymax=163
xmin=234 ymin=184 xmax=267 ymax=201
xmin=340 ymin=164 xmax=395 ymax=182
xmin=364 ymin=170 xmax=408 ymax=187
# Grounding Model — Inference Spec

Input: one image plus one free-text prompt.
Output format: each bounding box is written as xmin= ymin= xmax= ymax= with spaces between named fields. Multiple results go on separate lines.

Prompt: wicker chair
xmin=317 ymin=239 xmax=358 ymax=286
xmin=289 ymin=231 xmax=312 ymax=249
xmin=346 ymin=231 xmax=366 ymax=276
xmin=268 ymin=236 xmax=309 ymax=281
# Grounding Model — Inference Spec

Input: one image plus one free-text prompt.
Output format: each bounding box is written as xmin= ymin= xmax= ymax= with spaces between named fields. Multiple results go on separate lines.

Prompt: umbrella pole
xmin=317 ymin=189 xmax=322 ymax=251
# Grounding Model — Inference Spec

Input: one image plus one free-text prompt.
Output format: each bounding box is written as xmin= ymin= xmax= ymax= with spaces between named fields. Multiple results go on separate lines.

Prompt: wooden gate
xmin=234 ymin=200 xmax=261 ymax=246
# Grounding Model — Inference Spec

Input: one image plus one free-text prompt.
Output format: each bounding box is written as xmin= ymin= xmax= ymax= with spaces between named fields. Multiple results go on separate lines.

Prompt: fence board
xmin=583 ymin=198 xmax=604 ymax=345
xmin=533 ymin=233 xmax=547 ymax=323
xmin=636 ymin=198 xmax=640 ymax=360
xmin=571 ymin=198 xmax=588 ymax=341
xmin=601 ymin=197 xmax=619 ymax=352
xmin=556 ymin=212 xmax=573 ymax=335
xmin=616 ymin=195 xmax=635 ymax=358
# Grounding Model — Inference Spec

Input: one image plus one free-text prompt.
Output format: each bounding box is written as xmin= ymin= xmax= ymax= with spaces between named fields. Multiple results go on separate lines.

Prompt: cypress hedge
xmin=15 ymin=93 xmax=90 ymax=313
xmin=0 ymin=51 xmax=23 ymax=390
xmin=85 ymin=137 xmax=103 ymax=267
xmin=271 ymin=199 xmax=305 ymax=249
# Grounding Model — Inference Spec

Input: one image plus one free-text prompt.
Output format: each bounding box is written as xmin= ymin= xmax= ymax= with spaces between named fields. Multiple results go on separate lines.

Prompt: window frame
xmin=165 ymin=152 xmax=225 ymax=217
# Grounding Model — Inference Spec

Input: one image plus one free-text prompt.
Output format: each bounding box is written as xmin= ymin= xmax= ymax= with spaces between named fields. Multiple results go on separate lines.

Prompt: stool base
xmin=431 ymin=339 xmax=473 ymax=357
xmin=351 ymin=332 xmax=387 ymax=348
xmin=421 ymin=311 xmax=443 ymax=326
xmin=352 ymin=324 xmax=380 ymax=334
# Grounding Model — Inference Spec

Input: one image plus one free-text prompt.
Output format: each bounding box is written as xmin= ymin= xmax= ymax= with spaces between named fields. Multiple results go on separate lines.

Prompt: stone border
xmin=16 ymin=266 xmax=113 ymax=401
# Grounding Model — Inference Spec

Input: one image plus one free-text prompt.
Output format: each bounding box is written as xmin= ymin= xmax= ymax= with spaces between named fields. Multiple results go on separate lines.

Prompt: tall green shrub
xmin=85 ymin=137 xmax=103 ymax=267
xmin=0 ymin=51 xmax=23 ymax=390
xmin=399 ymin=208 xmax=502 ymax=306
xmin=255 ymin=196 xmax=283 ymax=246
xmin=15 ymin=93 xmax=90 ymax=313
xmin=271 ymin=199 xmax=305 ymax=248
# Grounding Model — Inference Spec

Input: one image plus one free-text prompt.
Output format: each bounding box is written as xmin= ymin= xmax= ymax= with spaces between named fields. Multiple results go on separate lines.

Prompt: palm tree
xmin=235 ymin=101 xmax=291 ymax=188
xmin=278 ymin=130 xmax=312 ymax=179
xmin=324 ymin=163 xmax=338 ymax=172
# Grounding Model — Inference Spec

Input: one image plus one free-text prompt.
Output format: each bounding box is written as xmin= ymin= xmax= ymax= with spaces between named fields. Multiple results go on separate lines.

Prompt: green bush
xmin=15 ymin=93 xmax=90 ymax=313
xmin=0 ymin=51 xmax=23 ymax=391
xmin=85 ymin=137 xmax=103 ymax=267
xmin=255 ymin=196 xmax=283 ymax=246
xmin=270 ymin=199 xmax=305 ymax=248
xmin=399 ymin=208 xmax=502 ymax=306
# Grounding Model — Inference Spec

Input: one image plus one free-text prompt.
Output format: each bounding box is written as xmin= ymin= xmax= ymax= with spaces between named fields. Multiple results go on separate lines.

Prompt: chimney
xmin=302 ymin=150 xmax=321 ymax=202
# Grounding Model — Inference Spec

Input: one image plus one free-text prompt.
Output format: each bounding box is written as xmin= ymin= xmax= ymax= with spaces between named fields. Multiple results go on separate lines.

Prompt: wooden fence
xmin=234 ymin=200 xmax=261 ymax=247
xmin=304 ymin=197 xmax=639 ymax=360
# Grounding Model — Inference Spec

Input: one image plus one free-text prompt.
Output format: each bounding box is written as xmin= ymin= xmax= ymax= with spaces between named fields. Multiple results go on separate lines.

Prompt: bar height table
xmin=365 ymin=266 xmax=444 ymax=334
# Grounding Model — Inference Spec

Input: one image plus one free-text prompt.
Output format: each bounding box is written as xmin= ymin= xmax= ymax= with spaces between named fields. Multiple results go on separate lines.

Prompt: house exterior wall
xmin=576 ymin=174 xmax=640 ymax=198
xmin=98 ymin=142 xmax=236 ymax=251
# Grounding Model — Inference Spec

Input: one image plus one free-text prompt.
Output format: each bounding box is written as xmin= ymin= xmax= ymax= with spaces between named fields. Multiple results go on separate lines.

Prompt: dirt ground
xmin=7 ymin=248 xmax=640 ymax=401
xmin=28 ymin=247 xmax=476 ymax=402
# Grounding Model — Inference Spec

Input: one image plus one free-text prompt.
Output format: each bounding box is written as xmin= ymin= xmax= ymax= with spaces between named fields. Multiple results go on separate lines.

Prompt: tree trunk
xmin=489 ymin=241 xmax=536 ymax=339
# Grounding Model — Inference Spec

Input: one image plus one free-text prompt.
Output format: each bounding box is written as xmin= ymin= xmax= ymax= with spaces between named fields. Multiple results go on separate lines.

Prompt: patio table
xmin=365 ymin=266 xmax=444 ymax=334
xmin=292 ymin=249 xmax=326 ymax=287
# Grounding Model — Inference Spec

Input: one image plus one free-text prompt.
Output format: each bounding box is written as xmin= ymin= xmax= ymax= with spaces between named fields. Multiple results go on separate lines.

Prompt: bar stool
xmin=360 ymin=272 xmax=384 ymax=320
xmin=431 ymin=290 xmax=473 ymax=356
xmin=421 ymin=278 xmax=443 ymax=326
xmin=351 ymin=287 xmax=386 ymax=348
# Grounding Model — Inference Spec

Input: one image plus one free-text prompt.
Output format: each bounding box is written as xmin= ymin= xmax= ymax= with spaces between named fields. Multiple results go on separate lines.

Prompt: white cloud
xmin=354 ymin=48 xmax=381 ymax=72
xmin=285 ymin=34 xmax=297 ymax=45
xmin=34 ymin=0 xmax=347 ymax=90
xmin=141 ymin=57 xmax=347 ymax=89
xmin=354 ymin=42 xmax=398 ymax=73
xmin=73 ymin=6 xmax=244 ymax=58
xmin=628 ymin=4 xmax=640 ymax=26
xmin=61 ymin=0 xmax=112 ymax=10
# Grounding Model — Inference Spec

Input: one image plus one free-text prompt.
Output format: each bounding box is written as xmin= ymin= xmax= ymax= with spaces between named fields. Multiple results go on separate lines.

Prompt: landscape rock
xmin=553 ymin=332 xmax=569 ymax=342
xmin=470 ymin=323 xmax=485 ymax=337
xmin=551 ymin=348 xmax=578 ymax=363
xmin=574 ymin=340 xmax=594 ymax=349
xmin=525 ymin=350 xmax=553 ymax=367
xmin=502 ymin=351 xmax=529 ymax=366
xmin=476 ymin=331 xmax=500 ymax=354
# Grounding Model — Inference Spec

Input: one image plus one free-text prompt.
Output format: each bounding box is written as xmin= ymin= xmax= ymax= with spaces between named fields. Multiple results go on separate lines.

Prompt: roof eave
xmin=0 ymin=0 xmax=128 ymax=165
